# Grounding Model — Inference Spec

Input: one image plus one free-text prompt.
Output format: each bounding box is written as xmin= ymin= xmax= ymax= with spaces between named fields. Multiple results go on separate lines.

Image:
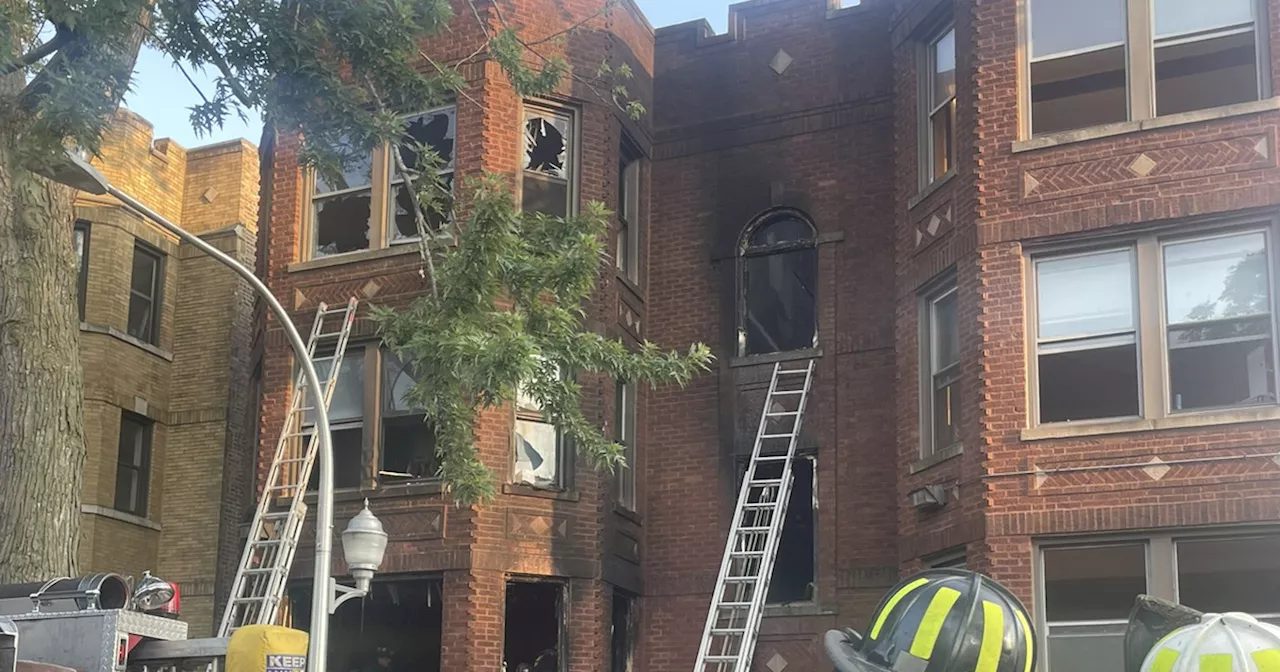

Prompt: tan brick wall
xmin=73 ymin=109 xmax=258 ymax=633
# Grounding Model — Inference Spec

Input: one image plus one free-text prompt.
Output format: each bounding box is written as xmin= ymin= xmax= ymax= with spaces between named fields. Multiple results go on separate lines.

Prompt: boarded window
xmin=1164 ymin=231 xmax=1275 ymax=411
xmin=311 ymin=139 xmax=374 ymax=257
xmin=1034 ymin=249 xmax=1140 ymax=423
xmin=391 ymin=106 xmax=456 ymax=242
xmin=522 ymin=106 xmax=574 ymax=218
xmin=740 ymin=213 xmax=817 ymax=356
xmin=1028 ymin=0 xmax=1128 ymax=134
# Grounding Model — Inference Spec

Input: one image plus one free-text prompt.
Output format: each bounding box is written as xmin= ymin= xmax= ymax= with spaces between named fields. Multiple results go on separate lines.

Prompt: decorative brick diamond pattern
xmin=765 ymin=652 xmax=788 ymax=672
xmin=913 ymin=200 xmax=953 ymax=251
xmin=1142 ymin=457 xmax=1171 ymax=481
xmin=1022 ymin=133 xmax=1274 ymax=201
xmin=507 ymin=509 xmax=570 ymax=540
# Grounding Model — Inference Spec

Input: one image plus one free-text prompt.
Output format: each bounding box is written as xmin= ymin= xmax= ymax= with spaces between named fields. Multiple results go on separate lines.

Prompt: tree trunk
xmin=0 ymin=85 xmax=85 ymax=584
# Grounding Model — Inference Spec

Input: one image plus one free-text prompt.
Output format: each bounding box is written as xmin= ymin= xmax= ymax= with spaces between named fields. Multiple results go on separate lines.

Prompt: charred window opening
xmin=522 ymin=105 xmax=574 ymax=218
xmin=1034 ymin=249 xmax=1140 ymax=423
xmin=734 ymin=454 xmax=817 ymax=604
xmin=610 ymin=590 xmax=637 ymax=672
xmin=286 ymin=578 xmax=444 ymax=672
xmin=312 ymin=138 xmax=374 ymax=257
xmin=504 ymin=581 xmax=564 ymax=672
xmin=392 ymin=106 xmax=456 ymax=242
xmin=380 ymin=352 xmax=439 ymax=482
xmin=304 ymin=347 xmax=366 ymax=491
xmin=739 ymin=212 xmax=818 ymax=356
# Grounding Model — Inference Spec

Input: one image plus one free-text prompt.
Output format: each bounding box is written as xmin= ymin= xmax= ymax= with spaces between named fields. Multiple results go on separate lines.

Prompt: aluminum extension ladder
xmin=694 ymin=359 xmax=816 ymax=672
xmin=218 ymin=298 xmax=359 ymax=637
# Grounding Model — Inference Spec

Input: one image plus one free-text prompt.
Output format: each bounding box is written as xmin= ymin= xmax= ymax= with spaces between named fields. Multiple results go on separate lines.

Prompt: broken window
xmin=734 ymin=454 xmax=816 ymax=604
xmin=304 ymin=347 xmax=366 ymax=491
xmin=114 ymin=412 xmax=152 ymax=516
xmin=127 ymin=242 xmax=163 ymax=345
xmin=513 ymin=361 xmax=565 ymax=490
xmin=287 ymin=578 xmax=444 ymax=672
xmin=1042 ymin=543 xmax=1148 ymax=672
xmin=522 ymin=105 xmax=575 ymax=218
xmin=1027 ymin=0 xmax=1265 ymax=135
xmin=1154 ymin=0 xmax=1259 ymax=116
xmin=610 ymin=590 xmax=637 ymax=672
xmin=1028 ymin=0 xmax=1129 ymax=135
xmin=617 ymin=137 xmax=641 ymax=282
xmin=1164 ymin=231 xmax=1275 ymax=411
xmin=739 ymin=212 xmax=818 ymax=356
xmin=925 ymin=25 xmax=956 ymax=182
xmin=390 ymin=106 xmax=456 ymax=242
xmin=74 ymin=220 xmax=89 ymax=321
xmin=615 ymin=380 xmax=637 ymax=510
xmin=923 ymin=281 xmax=961 ymax=454
xmin=504 ymin=581 xmax=563 ymax=672
xmin=1034 ymin=249 xmax=1140 ymax=423
xmin=311 ymin=139 xmax=374 ymax=257
xmin=380 ymin=352 xmax=439 ymax=482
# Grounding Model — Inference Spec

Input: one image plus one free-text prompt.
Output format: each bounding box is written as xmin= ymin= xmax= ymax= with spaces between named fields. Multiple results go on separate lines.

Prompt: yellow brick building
xmin=73 ymin=108 xmax=260 ymax=636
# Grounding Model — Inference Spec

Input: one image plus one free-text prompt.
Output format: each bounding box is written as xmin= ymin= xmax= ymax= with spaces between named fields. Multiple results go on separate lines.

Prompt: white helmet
xmin=1140 ymin=612 xmax=1280 ymax=672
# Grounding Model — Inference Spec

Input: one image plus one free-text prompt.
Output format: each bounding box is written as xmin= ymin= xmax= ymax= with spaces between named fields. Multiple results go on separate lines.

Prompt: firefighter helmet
xmin=1140 ymin=612 xmax=1280 ymax=672
xmin=824 ymin=569 xmax=1037 ymax=672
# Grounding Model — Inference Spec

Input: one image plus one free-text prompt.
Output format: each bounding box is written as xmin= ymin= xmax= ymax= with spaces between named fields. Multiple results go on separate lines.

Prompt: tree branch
xmin=419 ymin=50 xmax=485 ymax=112
xmin=1 ymin=26 xmax=72 ymax=76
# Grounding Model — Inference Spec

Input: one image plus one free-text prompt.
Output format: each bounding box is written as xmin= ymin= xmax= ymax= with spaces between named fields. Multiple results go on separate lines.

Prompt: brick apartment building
xmin=74 ymin=109 xmax=261 ymax=636
xmin=253 ymin=0 xmax=1280 ymax=670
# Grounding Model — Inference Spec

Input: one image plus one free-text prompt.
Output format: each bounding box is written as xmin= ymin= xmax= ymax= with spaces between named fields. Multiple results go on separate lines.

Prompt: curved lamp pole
xmin=37 ymin=150 xmax=379 ymax=671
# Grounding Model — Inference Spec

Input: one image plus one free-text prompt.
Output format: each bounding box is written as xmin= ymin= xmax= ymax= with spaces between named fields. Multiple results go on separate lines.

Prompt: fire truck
xmin=0 ymin=572 xmax=232 ymax=672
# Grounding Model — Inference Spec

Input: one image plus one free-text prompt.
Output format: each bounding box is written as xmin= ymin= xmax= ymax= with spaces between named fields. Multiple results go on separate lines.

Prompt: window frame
xmin=1034 ymin=528 xmax=1280 ymax=672
xmin=736 ymin=208 xmax=820 ymax=358
xmin=127 ymin=241 xmax=164 ymax=346
xmin=615 ymin=379 xmax=637 ymax=511
xmin=302 ymin=105 xmax=458 ymax=262
xmin=1019 ymin=0 xmax=1274 ymax=139
xmin=114 ymin=412 xmax=153 ymax=517
xmin=74 ymin=220 xmax=90 ymax=322
xmin=378 ymin=350 xmax=438 ymax=483
xmin=920 ymin=275 xmax=961 ymax=457
xmin=921 ymin=22 xmax=957 ymax=187
xmin=1025 ymin=215 xmax=1280 ymax=430
xmin=610 ymin=589 xmax=638 ymax=672
xmin=300 ymin=344 xmax=373 ymax=492
xmin=387 ymin=105 xmax=458 ymax=247
xmin=511 ymin=361 xmax=572 ymax=492
xmin=520 ymin=100 xmax=581 ymax=219
xmin=617 ymin=135 xmax=642 ymax=285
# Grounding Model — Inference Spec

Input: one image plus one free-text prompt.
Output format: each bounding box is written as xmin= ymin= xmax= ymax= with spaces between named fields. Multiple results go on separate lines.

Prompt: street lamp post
xmin=37 ymin=150 xmax=380 ymax=671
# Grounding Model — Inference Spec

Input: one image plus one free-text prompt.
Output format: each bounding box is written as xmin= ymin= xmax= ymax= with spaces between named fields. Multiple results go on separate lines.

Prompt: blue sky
xmin=121 ymin=0 xmax=733 ymax=148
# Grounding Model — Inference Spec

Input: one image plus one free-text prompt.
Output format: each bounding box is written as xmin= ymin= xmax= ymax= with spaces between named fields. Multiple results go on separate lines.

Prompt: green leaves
xmin=375 ymin=177 xmax=714 ymax=506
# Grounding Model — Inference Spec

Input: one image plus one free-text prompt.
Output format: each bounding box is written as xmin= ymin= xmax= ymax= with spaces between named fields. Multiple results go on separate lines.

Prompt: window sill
xmin=503 ymin=482 xmax=580 ymax=502
xmin=729 ymin=348 xmax=822 ymax=368
xmin=910 ymin=442 xmax=963 ymax=474
xmin=82 ymin=504 xmax=161 ymax=531
xmin=1021 ymin=405 xmax=1280 ymax=441
xmin=616 ymin=272 xmax=644 ymax=299
xmin=1012 ymin=97 xmax=1280 ymax=153
xmin=908 ymin=169 xmax=956 ymax=211
xmin=613 ymin=502 xmax=642 ymax=524
xmin=288 ymin=243 xmax=421 ymax=272
xmin=80 ymin=323 xmax=173 ymax=361
xmin=762 ymin=602 xmax=836 ymax=618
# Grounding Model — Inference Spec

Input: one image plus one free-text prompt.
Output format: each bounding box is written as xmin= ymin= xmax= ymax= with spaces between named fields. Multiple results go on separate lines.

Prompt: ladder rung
xmin=229 ymin=597 xmax=270 ymax=605
xmin=766 ymin=410 xmax=800 ymax=417
xmin=760 ymin=433 xmax=795 ymax=439
xmin=736 ymin=527 xmax=771 ymax=533
xmin=704 ymin=655 xmax=742 ymax=663
xmin=742 ymin=502 xmax=777 ymax=509
xmin=723 ymin=576 xmax=760 ymax=583
xmin=770 ymin=390 xmax=805 ymax=396
xmin=776 ymin=368 xmax=810 ymax=375
xmin=730 ymin=551 xmax=765 ymax=558
xmin=710 ymin=627 xmax=747 ymax=635
xmin=749 ymin=479 xmax=783 ymax=488
xmin=240 ymin=567 xmax=282 ymax=576
xmin=753 ymin=455 xmax=790 ymax=462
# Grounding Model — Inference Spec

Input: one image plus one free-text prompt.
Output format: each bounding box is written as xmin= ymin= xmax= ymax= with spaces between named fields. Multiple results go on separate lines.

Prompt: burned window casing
xmin=391 ymin=106 xmax=456 ymax=242
xmin=311 ymin=138 xmax=374 ymax=258
xmin=504 ymin=581 xmax=564 ymax=672
xmin=522 ymin=105 xmax=574 ymax=218
xmin=739 ymin=212 xmax=818 ymax=357
xmin=380 ymin=352 xmax=439 ymax=481
xmin=733 ymin=453 xmax=817 ymax=605
xmin=610 ymin=590 xmax=637 ymax=672
xmin=286 ymin=578 xmax=444 ymax=672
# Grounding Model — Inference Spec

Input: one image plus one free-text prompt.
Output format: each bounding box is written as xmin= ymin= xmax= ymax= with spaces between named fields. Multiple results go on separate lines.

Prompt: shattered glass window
xmin=380 ymin=351 xmax=439 ymax=482
xmin=740 ymin=213 xmax=818 ymax=356
xmin=513 ymin=359 xmax=565 ymax=490
xmin=391 ymin=106 xmax=457 ymax=242
xmin=311 ymin=138 xmax=373 ymax=258
xmin=522 ymin=106 xmax=574 ymax=217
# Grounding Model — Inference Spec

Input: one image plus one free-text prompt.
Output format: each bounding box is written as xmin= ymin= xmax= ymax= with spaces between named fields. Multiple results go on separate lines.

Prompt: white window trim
xmin=1019 ymin=0 xmax=1274 ymax=140
xmin=1024 ymin=215 xmax=1280 ymax=434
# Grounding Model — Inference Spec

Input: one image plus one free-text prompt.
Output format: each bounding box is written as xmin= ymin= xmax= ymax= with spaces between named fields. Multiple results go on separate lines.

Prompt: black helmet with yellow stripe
xmin=824 ymin=569 xmax=1037 ymax=672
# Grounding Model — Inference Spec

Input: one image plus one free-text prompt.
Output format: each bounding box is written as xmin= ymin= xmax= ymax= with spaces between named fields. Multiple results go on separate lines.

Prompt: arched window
xmin=738 ymin=210 xmax=818 ymax=356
